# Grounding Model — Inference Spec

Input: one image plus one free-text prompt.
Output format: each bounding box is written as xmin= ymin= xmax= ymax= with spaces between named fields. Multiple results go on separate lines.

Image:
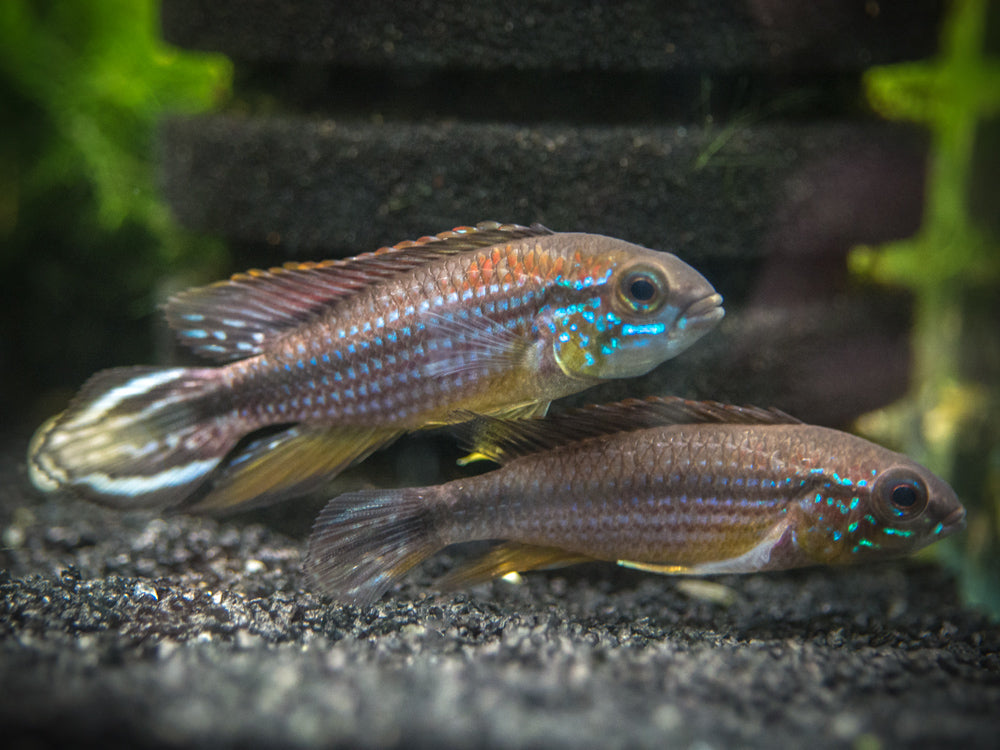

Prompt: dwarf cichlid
xmin=28 ymin=223 xmax=723 ymax=511
xmin=303 ymin=397 xmax=966 ymax=606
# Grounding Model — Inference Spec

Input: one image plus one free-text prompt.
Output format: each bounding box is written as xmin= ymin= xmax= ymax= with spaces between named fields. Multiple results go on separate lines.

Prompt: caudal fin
xmin=28 ymin=366 xmax=236 ymax=509
xmin=303 ymin=488 xmax=441 ymax=606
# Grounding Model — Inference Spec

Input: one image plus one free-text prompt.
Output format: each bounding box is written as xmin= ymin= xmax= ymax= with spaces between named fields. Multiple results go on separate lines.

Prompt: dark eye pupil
xmin=629 ymin=276 xmax=657 ymax=302
xmin=891 ymin=484 xmax=918 ymax=508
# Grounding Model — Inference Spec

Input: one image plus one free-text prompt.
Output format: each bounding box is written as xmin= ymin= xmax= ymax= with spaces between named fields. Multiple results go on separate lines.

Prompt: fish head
xmin=848 ymin=460 xmax=965 ymax=561
xmin=796 ymin=447 xmax=966 ymax=565
xmin=546 ymin=240 xmax=725 ymax=380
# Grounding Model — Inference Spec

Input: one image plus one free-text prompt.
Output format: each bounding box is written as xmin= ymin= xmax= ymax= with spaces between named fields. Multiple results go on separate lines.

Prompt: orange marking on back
xmin=523 ymin=248 xmax=536 ymax=274
xmin=550 ymin=255 xmax=565 ymax=280
xmin=465 ymin=258 xmax=480 ymax=291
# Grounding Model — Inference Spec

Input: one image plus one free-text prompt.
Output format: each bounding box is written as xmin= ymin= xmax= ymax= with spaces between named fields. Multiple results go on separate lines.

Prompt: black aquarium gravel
xmin=1 ymin=436 xmax=997 ymax=749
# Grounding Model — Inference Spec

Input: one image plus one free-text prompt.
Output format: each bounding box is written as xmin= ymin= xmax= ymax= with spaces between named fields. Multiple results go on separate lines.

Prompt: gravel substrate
xmin=1 ymin=435 xmax=997 ymax=749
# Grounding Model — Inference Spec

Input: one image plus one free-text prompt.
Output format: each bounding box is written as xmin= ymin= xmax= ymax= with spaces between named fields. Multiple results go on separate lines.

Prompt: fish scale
xmin=29 ymin=223 xmax=724 ymax=511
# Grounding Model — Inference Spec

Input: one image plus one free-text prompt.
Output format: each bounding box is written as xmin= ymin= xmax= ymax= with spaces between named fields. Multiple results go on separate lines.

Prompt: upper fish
xmin=28 ymin=222 xmax=724 ymax=511
xmin=303 ymin=397 xmax=966 ymax=606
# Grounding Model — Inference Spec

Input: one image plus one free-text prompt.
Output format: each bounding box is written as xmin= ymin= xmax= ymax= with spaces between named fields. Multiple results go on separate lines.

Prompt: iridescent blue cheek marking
xmin=852 ymin=538 xmax=880 ymax=552
xmin=883 ymin=528 xmax=913 ymax=537
xmin=621 ymin=322 xmax=667 ymax=336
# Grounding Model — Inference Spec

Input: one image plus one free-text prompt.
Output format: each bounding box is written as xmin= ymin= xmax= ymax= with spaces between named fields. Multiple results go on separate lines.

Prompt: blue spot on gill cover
xmin=622 ymin=322 xmax=667 ymax=337
xmin=883 ymin=528 xmax=914 ymax=537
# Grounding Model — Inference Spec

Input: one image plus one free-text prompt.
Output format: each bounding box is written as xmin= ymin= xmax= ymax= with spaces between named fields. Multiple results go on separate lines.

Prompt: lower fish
xmin=303 ymin=397 xmax=966 ymax=606
xmin=28 ymin=222 xmax=723 ymax=512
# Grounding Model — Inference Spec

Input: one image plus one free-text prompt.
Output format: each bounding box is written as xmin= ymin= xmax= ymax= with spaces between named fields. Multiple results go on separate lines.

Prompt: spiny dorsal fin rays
xmin=452 ymin=396 xmax=803 ymax=464
xmin=164 ymin=222 xmax=554 ymax=362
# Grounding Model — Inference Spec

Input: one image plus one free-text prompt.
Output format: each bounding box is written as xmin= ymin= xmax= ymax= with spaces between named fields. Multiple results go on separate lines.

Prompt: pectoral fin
xmin=439 ymin=542 xmax=594 ymax=589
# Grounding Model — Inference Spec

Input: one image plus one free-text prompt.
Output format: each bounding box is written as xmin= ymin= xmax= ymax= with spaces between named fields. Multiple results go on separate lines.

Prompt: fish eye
xmin=617 ymin=265 xmax=668 ymax=314
xmin=873 ymin=467 xmax=929 ymax=521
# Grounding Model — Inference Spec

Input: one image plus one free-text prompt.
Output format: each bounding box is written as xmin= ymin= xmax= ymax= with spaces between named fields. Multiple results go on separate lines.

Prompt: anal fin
xmin=439 ymin=542 xmax=594 ymax=589
xmin=617 ymin=560 xmax=694 ymax=575
xmin=187 ymin=424 xmax=401 ymax=512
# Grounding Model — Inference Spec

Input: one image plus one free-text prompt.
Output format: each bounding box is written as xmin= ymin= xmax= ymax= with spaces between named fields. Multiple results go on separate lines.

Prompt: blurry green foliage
xmin=851 ymin=0 xmax=1000 ymax=616
xmin=0 ymin=0 xmax=231 ymax=240
xmin=0 ymin=1 xmax=232 ymax=424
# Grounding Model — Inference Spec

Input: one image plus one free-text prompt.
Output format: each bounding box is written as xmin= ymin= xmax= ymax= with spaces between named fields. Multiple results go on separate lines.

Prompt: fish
xmin=27 ymin=222 xmax=724 ymax=512
xmin=302 ymin=397 xmax=966 ymax=606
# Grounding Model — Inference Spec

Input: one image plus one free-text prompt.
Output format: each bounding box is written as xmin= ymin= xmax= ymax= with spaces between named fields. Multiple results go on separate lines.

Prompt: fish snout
xmin=940 ymin=505 xmax=967 ymax=536
xmin=679 ymin=293 xmax=725 ymax=333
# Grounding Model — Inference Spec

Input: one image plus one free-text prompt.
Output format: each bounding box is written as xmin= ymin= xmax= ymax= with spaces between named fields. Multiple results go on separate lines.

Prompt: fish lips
xmin=679 ymin=293 xmax=725 ymax=334
xmin=939 ymin=506 xmax=967 ymax=536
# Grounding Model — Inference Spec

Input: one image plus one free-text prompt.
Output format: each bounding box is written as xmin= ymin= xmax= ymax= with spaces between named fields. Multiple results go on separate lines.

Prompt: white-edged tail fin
xmin=303 ymin=488 xmax=442 ymax=607
xmin=27 ymin=366 xmax=237 ymax=509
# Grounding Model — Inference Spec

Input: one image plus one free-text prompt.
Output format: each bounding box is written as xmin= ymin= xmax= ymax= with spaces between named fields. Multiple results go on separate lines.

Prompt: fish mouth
xmin=940 ymin=506 xmax=967 ymax=535
xmin=680 ymin=293 xmax=725 ymax=331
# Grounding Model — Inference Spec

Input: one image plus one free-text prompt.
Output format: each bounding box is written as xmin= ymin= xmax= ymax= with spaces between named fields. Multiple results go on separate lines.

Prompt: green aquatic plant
xmin=851 ymin=0 xmax=1000 ymax=615
xmin=0 ymin=1 xmax=232 ymax=421
xmin=0 ymin=0 xmax=230 ymax=237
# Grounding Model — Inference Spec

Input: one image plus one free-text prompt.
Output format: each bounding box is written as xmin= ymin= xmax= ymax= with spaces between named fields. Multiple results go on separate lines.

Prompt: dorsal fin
xmin=453 ymin=396 xmax=802 ymax=464
xmin=164 ymin=221 xmax=554 ymax=361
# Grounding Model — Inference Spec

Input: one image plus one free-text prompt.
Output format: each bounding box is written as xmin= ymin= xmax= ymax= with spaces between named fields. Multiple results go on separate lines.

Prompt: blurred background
xmin=0 ymin=0 xmax=997 ymax=613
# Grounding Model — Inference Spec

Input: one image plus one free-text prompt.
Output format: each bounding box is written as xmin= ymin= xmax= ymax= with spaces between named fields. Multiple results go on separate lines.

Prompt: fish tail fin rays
xmin=186 ymin=425 xmax=402 ymax=513
xmin=27 ymin=366 xmax=237 ymax=509
xmin=303 ymin=488 xmax=441 ymax=606
xmin=438 ymin=542 xmax=594 ymax=590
